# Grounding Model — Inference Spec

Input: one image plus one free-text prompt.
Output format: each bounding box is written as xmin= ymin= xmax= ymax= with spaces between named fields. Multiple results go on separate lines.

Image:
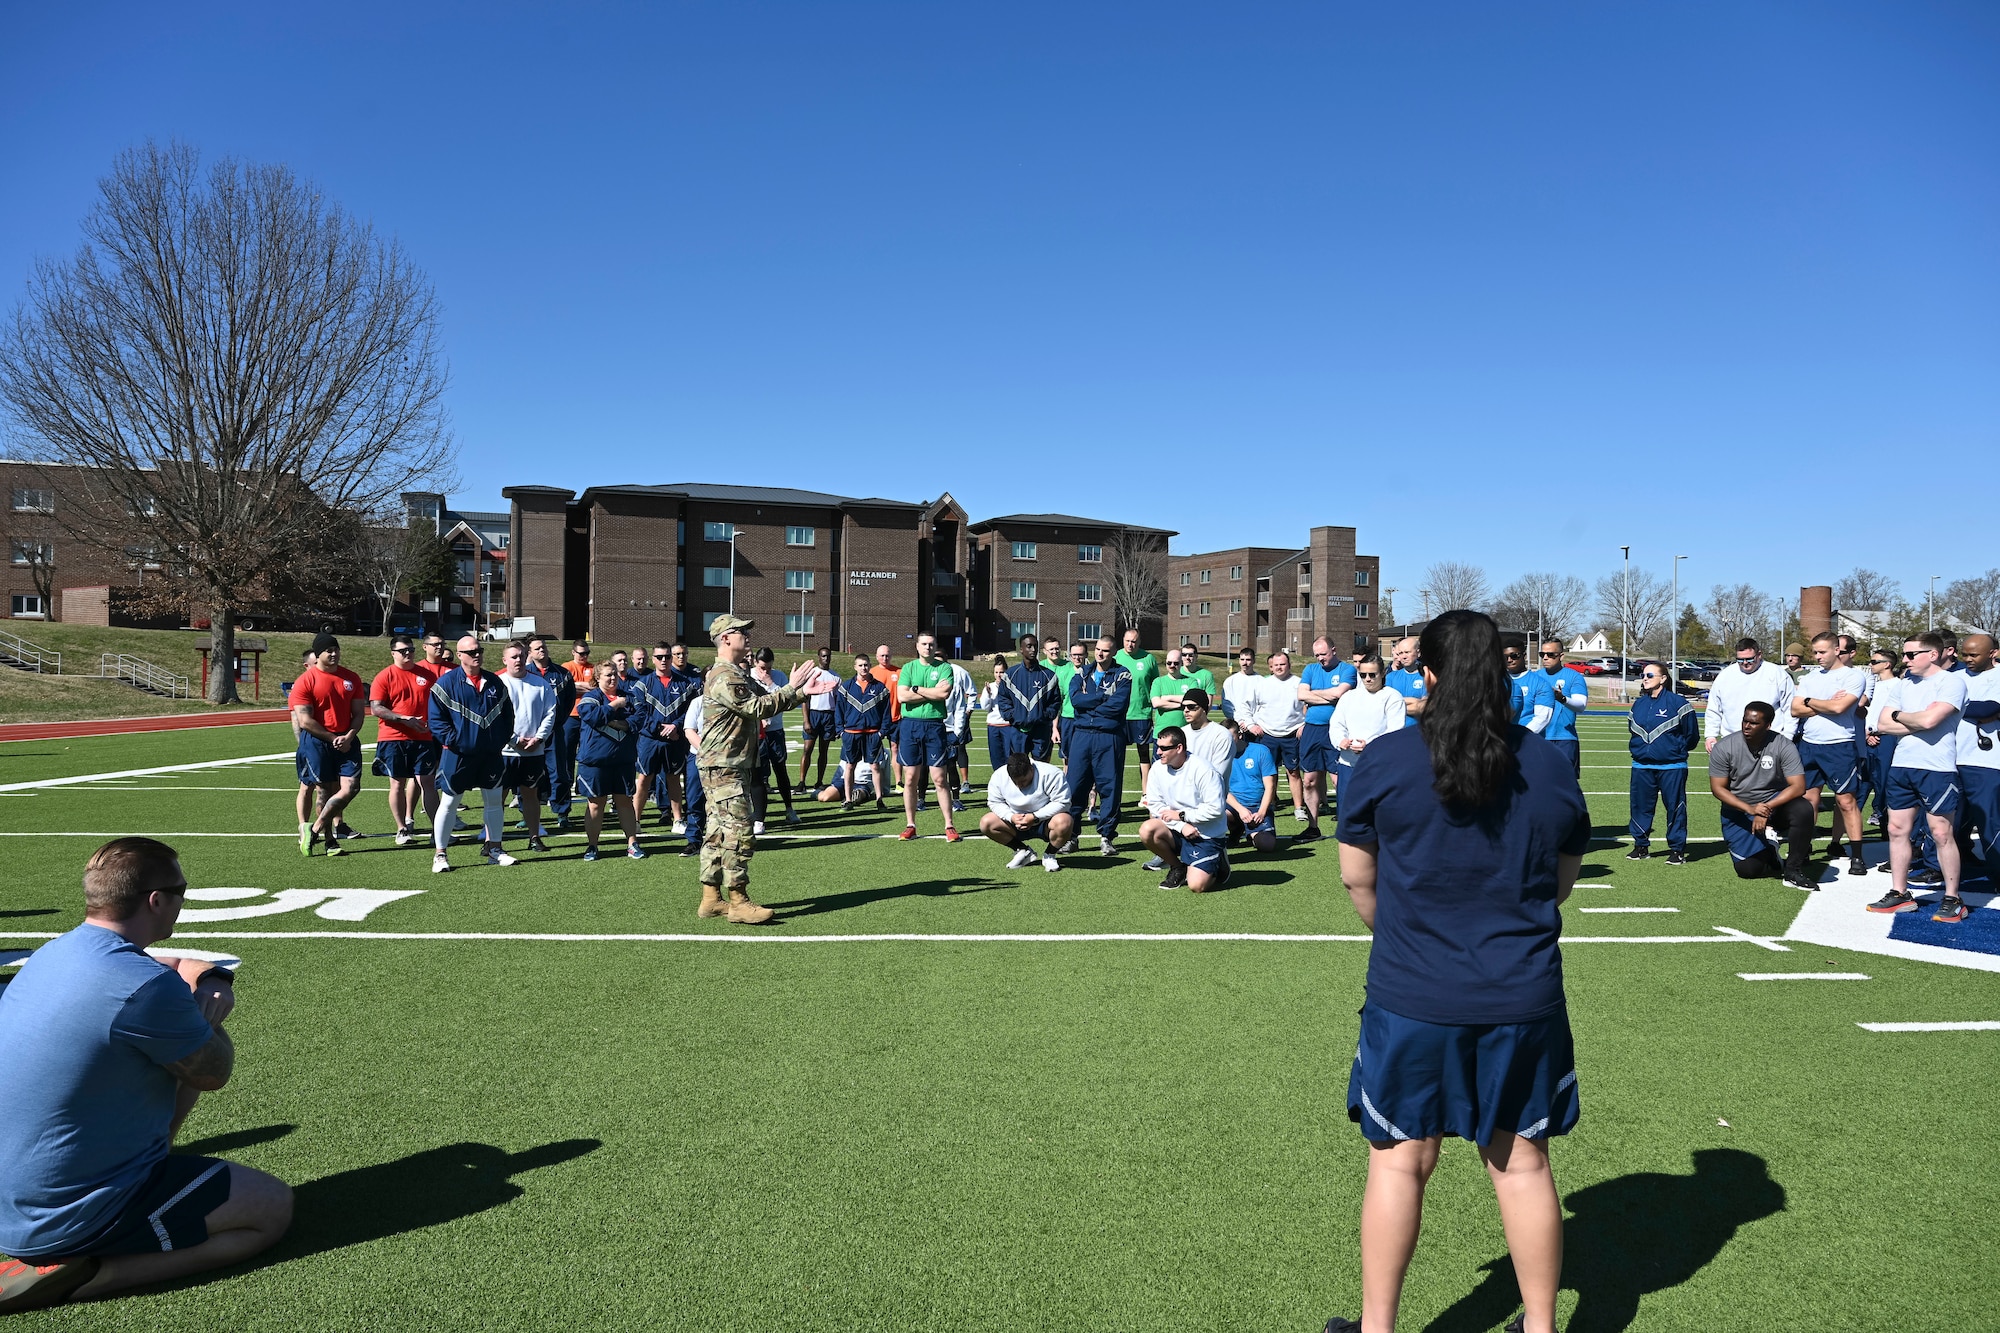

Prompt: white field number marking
xmin=1738 ymin=972 xmax=1870 ymax=981
xmin=177 ymin=887 xmax=423 ymax=923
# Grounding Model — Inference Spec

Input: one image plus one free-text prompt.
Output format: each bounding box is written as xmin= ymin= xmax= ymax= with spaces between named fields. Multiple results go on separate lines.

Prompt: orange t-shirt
xmin=289 ymin=665 xmax=366 ymax=734
xmin=369 ymin=663 xmax=435 ymax=742
xmin=562 ymin=659 xmax=596 ymax=716
xmin=871 ymin=664 xmax=902 ymax=721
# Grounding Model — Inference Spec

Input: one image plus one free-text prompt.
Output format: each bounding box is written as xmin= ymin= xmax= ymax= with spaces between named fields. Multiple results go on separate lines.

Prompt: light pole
xmin=1929 ymin=575 xmax=1941 ymax=632
xmin=727 ymin=528 xmax=741 ymax=618
xmin=1619 ymin=545 xmax=1631 ymax=698
xmin=1065 ymin=610 xmax=1075 ymax=649
xmin=480 ymin=570 xmax=493 ymax=638
xmin=1671 ymin=555 xmax=1687 ymax=690
xmin=798 ymin=583 xmax=809 ymax=654
xmin=1226 ymin=608 xmax=1236 ymax=652
xmin=1034 ymin=602 xmax=1043 ymax=645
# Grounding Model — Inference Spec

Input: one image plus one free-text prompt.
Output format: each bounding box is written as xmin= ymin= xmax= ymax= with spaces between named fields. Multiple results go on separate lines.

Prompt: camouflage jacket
xmin=697 ymin=659 xmax=806 ymax=771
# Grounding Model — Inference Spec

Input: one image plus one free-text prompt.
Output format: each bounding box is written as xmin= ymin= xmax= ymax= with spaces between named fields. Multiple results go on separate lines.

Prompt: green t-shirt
xmin=1149 ymin=671 xmax=1191 ymax=730
xmin=897 ymin=658 xmax=953 ymax=721
xmin=1184 ymin=667 xmax=1218 ymax=708
xmin=1054 ymin=662 xmax=1080 ymax=718
xmin=1116 ymin=650 xmax=1160 ymax=720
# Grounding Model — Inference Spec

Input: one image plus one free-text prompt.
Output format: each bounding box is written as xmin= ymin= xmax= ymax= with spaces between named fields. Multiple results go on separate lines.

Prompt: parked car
xmin=1675 ymin=660 xmax=1720 ymax=683
xmin=1568 ymin=660 xmax=1607 ymax=676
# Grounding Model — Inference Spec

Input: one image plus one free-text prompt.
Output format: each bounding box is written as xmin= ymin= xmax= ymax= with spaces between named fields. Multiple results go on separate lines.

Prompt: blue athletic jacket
xmin=833 ymin=675 xmax=889 ymax=732
xmin=997 ymin=659 xmax=1063 ymax=728
xmin=658 ymin=665 xmax=702 ymax=728
xmin=1065 ymin=665 xmax=1131 ymax=735
xmin=428 ymin=667 xmax=514 ymax=763
xmin=627 ymin=671 xmax=680 ymax=744
xmin=576 ymin=686 xmax=640 ymax=770
xmin=1628 ymin=690 xmax=1699 ymax=767
xmin=531 ymin=661 xmax=577 ymax=723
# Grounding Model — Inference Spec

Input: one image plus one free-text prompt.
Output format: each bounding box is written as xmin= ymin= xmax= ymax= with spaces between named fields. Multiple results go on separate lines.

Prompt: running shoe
xmin=394 ymin=828 xmax=412 ymax=847
xmin=672 ymin=820 xmax=686 ymax=835
xmin=1932 ymin=896 xmax=1970 ymax=924
xmin=899 ymin=825 xmax=918 ymax=841
xmin=1866 ymin=888 xmax=1917 ymax=913
xmin=1142 ymin=856 xmax=1166 ymax=872
xmin=431 ymin=852 xmax=452 ymax=874
xmin=753 ymin=820 xmax=766 ymax=835
xmin=1159 ymin=862 xmax=1187 ymax=890
xmin=324 ymin=836 xmax=344 ymax=857
xmin=298 ymin=822 xmax=315 ymax=857
xmin=582 ymin=848 xmax=599 ymax=862
xmin=785 ymin=809 xmax=802 ymax=827
xmin=1626 ymin=847 xmax=1650 ymax=861
xmin=1782 ymin=870 xmax=1819 ymax=892
xmin=1322 ymin=1318 xmax=1361 ymax=1333
xmin=527 ymin=836 xmax=550 ymax=853
xmin=1848 ymin=856 xmax=1869 ymax=878
xmin=950 ymin=798 xmax=967 ymax=813
xmin=1041 ymin=854 xmax=1062 ymax=873
xmin=1292 ymin=828 xmax=1324 ymax=844
xmin=1909 ymin=869 xmax=1945 ymax=888
xmin=1293 ymin=807 xmax=1308 ymax=822
xmin=678 ymin=843 xmax=697 ymax=857
xmin=943 ymin=827 xmax=961 ymax=843
xmin=1098 ymin=836 xmax=1116 ymax=857
xmin=1007 ymin=848 xmax=1037 ymax=870
xmin=1665 ymin=850 xmax=1689 ymax=866
xmin=1054 ymin=838 xmax=1079 ymax=855
xmin=335 ymin=821 xmax=360 ymax=840
xmin=485 ymin=846 xmax=518 ymax=867
xmin=0 ymin=1255 xmax=101 ymax=1314
xmin=627 ymin=845 xmax=647 ymax=860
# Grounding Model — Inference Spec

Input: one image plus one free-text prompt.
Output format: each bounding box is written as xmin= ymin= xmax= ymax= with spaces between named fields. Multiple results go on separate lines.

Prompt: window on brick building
xmin=1229 ymin=630 xmax=1242 ymax=647
xmin=1230 ymin=565 xmax=1242 ymax=580
xmin=1078 ymin=623 xmax=1102 ymax=639
xmin=1355 ymin=569 xmax=1371 ymax=586
xmin=11 ymin=594 xmax=45 ymax=617
xmin=677 ymin=520 xmax=686 ymax=547
xmin=1199 ymin=601 xmax=1210 ymax=616
xmin=1010 ymin=581 xmax=1036 ymax=601
xmin=1078 ymin=584 xmax=1102 ymax=603
xmin=1010 ymin=620 xmax=1038 ymax=640
xmin=1200 ymin=633 xmax=1212 ymax=647
xmin=703 ymin=567 xmax=732 ymax=587
xmin=1178 ymin=634 xmax=1192 ymax=646
xmin=1077 ymin=544 xmax=1102 ymax=563
xmin=1179 ymin=603 xmax=1190 ymax=618
xmin=1011 ymin=541 xmax=1037 ymax=560
xmin=1200 ymin=569 xmax=1211 ymax=583
xmin=785 ymin=570 xmax=815 ymax=591
xmin=678 ymin=567 xmax=685 ymax=591
xmin=11 ymin=541 xmax=53 ymax=566
xmin=785 ymin=613 xmax=815 ymax=634
xmin=10 ymin=488 xmax=53 ymax=513
xmin=703 ymin=522 xmax=733 ymax=541
xmin=701 ymin=611 xmax=724 ymax=634
xmin=1230 ymin=598 xmax=1242 ymax=613
xmin=1355 ymin=602 xmax=1371 ymax=618
xmin=785 ymin=526 xmax=815 ymax=547
xmin=1178 ymin=572 xmax=1191 ymax=586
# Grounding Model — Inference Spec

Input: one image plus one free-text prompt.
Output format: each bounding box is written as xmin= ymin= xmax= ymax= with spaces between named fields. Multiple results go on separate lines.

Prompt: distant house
xmin=1568 ymin=630 xmax=1611 ymax=654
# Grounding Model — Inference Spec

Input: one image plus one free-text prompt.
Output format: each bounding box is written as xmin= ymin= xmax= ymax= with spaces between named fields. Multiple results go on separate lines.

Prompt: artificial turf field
xmin=2 ymin=713 xmax=1996 ymax=1332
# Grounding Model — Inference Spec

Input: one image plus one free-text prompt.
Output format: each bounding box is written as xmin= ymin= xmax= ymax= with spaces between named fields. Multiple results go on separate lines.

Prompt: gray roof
xmin=452 ymin=510 xmax=509 ymax=524
xmin=969 ymin=512 xmax=1177 ymax=536
xmin=579 ymin=482 xmax=923 ymax=511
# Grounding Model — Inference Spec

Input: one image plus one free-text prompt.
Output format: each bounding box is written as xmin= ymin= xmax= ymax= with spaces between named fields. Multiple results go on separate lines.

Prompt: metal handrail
xmin=97 ymin=652 xmax=192 ymax=699
xmin=0 ymin=628 xmax=60 ymax=673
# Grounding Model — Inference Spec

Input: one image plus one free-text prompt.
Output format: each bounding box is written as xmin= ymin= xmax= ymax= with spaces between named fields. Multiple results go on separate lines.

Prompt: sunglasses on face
xmin=653 ymin=654 xmax=669 ymax=661
xmin=1904 ymin=650 xmax=1930 ymax=659
xmin=1540 ymin=651 xmax=1560 ymax=658
xmin=1358 ymin=672 xmax=1381 ymax=680
xmin=393 ymin=646 xmax=412 ymax=655
xmin=1157 ymin=740 xmax=1183 ymax=752
xmin=460 ymin=648 xmax=482 ymax=656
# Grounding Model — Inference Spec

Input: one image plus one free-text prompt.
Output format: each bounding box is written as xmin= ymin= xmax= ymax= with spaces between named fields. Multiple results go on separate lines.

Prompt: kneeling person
xmin=980 ymin=751 xmax=1075 ymax=872
xmin=1708 ymin=700 xmax=1816 ymax=888
xmin=1139 ymin=724 xmax=1231 ymax=891
xmin=1224 ymin=720 xmax=1280 ymax=853
xmin=0 ymin=839 xmax=292 ymax=1312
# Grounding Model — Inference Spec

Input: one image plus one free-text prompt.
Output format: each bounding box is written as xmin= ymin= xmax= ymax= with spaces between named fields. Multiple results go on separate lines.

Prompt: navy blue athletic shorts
xmin=75 ymin=1155 xmax=233 ymax=1257
xmin=296 ymin=735 xmax=360 ymax=786
xmin=1299 ymin=726 xmax=1334 ymax=774
xmin=1346 ymin=1003 xmax=1579 ymax=1146
xmin=1228 ymin=807 xmax=1276 ymax=840
xmin=1888 ymin=766 xmax=1960 ymax=818
xmin=575 ymin=763 xmax=636 ymax=799
xmin=1255 ymin=729 xmax=1301 ymax=772
xmin=1124 ymin=717 xmax=1155 ymax=763
xmin=1172 ymin=829 xmax=1228 ymax=876
xmin=802 ymin=709 xmax=838 ymax=742
xmin=372 ymin=738 xmax=437 ymax=780
xmin=437 ymin=752 xmax=505 ymax=798
xmin=501 ymin=754 xmax=551 ymax=797
xmin=841 ymin=731 xmax=882 ymax=765
xmin=900 ymin=718 xmax=950 ymax=770
xmin=1799 ymin=740 xmax=1861 ymax=795
xmin=637 ymin=738 xmax=677 ymax=782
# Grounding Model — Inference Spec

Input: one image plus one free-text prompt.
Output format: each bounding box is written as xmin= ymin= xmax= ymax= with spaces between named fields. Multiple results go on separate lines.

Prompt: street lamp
xmin=798 ymin=582 xmax=810 ymax=654
xmin=1671 ymin=555 xmax=1687 ymax=689
xmin=480 ymin=569 xmax=493 ymax=638
xmin=1619 ymin=545 xmax=1631 ymax=698
xmin=727 ymin=528 xmax=741 ymax=618
xmin=1035 ymin=602 xmax=1043 ymax=645
xmin=1929 ymin=575 xmax=1941 ymax=632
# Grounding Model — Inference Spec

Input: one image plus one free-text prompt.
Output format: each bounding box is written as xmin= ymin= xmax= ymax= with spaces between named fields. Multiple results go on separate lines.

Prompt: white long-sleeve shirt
xmin=1142 ymin=755 xmax=1227 ymax=838
xmin=1703 ymin=660 xmax=1795 ymax=742
xmin=1327 ymin=685 xmax=1408 ymax=765
xmin=1221 ymin=670 xmax=1261 ymax=724
xmin=947 ymin=663 xmax=975 ymax=732
xmin=500 ymin=671 xmax=558 ymax=757
xmin=987 ymin=760 xmax=1071 ymax=820
xmin=1184 ymin=718 xmax=1234 ymax=786
xmin=1250 ymin=673 xmax=1307 ymax=736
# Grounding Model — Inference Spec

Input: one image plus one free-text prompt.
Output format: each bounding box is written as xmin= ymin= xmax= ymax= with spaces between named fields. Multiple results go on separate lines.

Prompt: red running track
xmin=0 ymin=708 xmax=291 ymax=743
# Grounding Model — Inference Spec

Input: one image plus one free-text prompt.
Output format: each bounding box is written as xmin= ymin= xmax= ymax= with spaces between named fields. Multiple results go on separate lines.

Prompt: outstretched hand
xmin=801 ymin=673 xmax=837 ymax=697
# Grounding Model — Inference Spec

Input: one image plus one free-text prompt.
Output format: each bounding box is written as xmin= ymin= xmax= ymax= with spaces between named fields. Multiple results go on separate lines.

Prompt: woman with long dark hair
xmin=1322 ymin=610 xmax=1590 ymax=1333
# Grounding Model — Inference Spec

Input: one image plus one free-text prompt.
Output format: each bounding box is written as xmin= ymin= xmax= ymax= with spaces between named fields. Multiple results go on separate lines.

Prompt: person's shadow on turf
xmin=1424 ymin=1148 xmax=1785 ymax=1333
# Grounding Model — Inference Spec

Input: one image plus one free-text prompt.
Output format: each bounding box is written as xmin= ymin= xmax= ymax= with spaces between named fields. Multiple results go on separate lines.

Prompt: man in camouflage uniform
xmin=696 ymin=614 xmax=835 ymax=922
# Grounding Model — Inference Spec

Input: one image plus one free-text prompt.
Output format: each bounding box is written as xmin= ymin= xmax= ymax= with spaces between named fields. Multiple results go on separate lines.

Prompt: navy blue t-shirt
xmin=1336 ymin=725 xmax=1592 ymax=1025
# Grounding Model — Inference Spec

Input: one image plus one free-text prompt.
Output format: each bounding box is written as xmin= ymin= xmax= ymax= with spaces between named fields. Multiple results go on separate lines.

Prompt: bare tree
xmin=1492 ymin=572 xmax=1590 ymax=640
xmin=0 ymin=141 xmax=454 ymax=701
xmin=1703 ymin=583 xmax=1776 ymax=648
xmin=1594 ymin=569 xmax=1673 ymax=654
xmin=1944 ymin=569 xmax=2000 ymax=634
xmin=1420 ymin=561 xmax=1489 ymax=616
xmin=1834 ymin=567 xmax=1898 ymax=611
xmin=360 ymin=522 xmax=455 ymax=635
xmin=1107 ymin=530 xmax=1169 ymax=642
xmin=8 ymin=529 xmax=60 ymax=622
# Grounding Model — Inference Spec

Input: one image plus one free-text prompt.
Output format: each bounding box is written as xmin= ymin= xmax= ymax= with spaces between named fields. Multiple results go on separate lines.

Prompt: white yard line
xmin=0 ymin=752 xmax=300 ymax=793
xmin=1856 ymin=1021 xmax=2000 ymax=1032
xmin=1579 ymin=906 xmax=1680 ymax=914
xmin=1738 ymin=972 xmax=1871 ymax=981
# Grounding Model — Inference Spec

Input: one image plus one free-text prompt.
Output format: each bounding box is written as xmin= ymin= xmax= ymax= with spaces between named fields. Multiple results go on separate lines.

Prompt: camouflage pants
xmin=698 ymin=765 xmax=756 ymax=891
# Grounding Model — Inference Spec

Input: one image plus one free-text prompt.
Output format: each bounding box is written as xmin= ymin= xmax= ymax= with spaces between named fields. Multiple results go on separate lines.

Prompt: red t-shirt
xmin=871 ymin=664 xmax=902 ymax=721
xmin=369 ymin=663 xmax=435 ymax=742
xmin=290 ymin=665 xmax=366 ymax=735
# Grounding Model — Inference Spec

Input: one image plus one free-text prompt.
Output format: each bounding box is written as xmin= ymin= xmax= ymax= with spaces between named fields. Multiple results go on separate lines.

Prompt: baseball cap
xmin=708 ymin=613 xmax=754 ymax=637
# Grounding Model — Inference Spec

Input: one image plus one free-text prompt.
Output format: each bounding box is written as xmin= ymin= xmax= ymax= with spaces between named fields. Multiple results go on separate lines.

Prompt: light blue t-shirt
xmin=1511 ymin=670 xmax=1557 ymax=730
xmin=1540 ymin=666 xmax=1589 ymax=742
xmin=1299 ymin=661 xmax=1359 ymax=726
xmin=0 ymin=925 xmax=213 ymax=1258
xmin=1228 ymin=743 xmax=1279 ymax=806
xmin=1384 ymin=667 xmax=1426 ymax=727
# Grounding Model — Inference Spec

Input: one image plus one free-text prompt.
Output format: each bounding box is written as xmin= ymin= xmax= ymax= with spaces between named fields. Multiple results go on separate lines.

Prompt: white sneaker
xmin=672 ymin=820 xmax=686 ymax=835
xmin=1042 ymin=854 xmax=1062 ymax=873
xmin=394 ymin=828 xmax=412 ymax=847
xmin=1007 ymin=847 xmax=1037 ymax=870
xmin=485 ymin=845 xmax=519 ymax=867
xmin=753 ymin=820 xmax=766 ymax=835
xmin=431 ymin=852 xmax=452 ymax=874
xmin=1293 ymin=807 xmax=1308 ymax=822
xmin=1098 ymin=836 xmax=1116 ymax=856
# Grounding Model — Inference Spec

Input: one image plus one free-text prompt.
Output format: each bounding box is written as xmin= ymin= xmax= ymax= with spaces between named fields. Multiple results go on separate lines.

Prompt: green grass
xmin=2 ymin=715 xmax=1995 ymax=1331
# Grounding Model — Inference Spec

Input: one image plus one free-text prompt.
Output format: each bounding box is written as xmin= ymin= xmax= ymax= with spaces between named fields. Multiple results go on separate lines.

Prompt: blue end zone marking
xmin=1891 ymin=903 xmax=2000 ymax=956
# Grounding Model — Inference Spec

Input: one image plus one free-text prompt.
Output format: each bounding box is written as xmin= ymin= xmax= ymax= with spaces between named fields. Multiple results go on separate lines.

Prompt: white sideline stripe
xmin=0 ymin=928 xmax=1789 ymax=945
xmin=0 ymin=751 xmax=298 ymax=793
xmin=1579 ymin=906 xmax=1680 ymax=914
xmin=1738 ymin=972 xmax=1871 ymax=981
xmin=1856 ymin=1021 xmax=2000 ymax=1032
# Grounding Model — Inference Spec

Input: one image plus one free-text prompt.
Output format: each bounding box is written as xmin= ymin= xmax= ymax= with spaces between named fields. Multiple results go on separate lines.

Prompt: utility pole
xmin=1929 ymin=575 xmax=1941 ymax=632
xmin=727 ymin=528 xmax=741 ymax=619
xmin=1619 ymin=545 xmax=1631 ymax=699
xmin=1672 ymin=555 xmax=1687 ymax=690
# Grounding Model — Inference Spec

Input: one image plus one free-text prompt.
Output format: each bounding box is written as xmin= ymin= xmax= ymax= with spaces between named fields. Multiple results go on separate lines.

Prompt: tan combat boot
xmin=697 ymin=884 xmax=728 ymax=919
xmin=726 ymin=889 xmax=774 ymax=925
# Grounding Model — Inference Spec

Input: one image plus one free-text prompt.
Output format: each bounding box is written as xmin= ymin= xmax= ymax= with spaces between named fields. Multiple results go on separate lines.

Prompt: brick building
xmin=501 ymin=483 xmax=971 ymax=654
xmin=966 ymin=513 xmax=1176 ymax=653
xmin=1169 ymin=526 xmax=1381 ymax=658
xmin=3 ymin=461 xmax=142 ymax=622
xmin=401 ymin=492 xmax=510 ymax=637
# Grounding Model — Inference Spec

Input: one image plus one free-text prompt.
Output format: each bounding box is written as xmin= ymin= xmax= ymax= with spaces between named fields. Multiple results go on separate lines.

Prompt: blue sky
xmin=3 ymin=2 xmax=1995 ymax=615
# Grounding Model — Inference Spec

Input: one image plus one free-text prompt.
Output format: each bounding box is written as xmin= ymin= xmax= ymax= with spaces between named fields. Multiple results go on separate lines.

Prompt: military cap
xmin=709 ymin=613 xmax=755 ymax=637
